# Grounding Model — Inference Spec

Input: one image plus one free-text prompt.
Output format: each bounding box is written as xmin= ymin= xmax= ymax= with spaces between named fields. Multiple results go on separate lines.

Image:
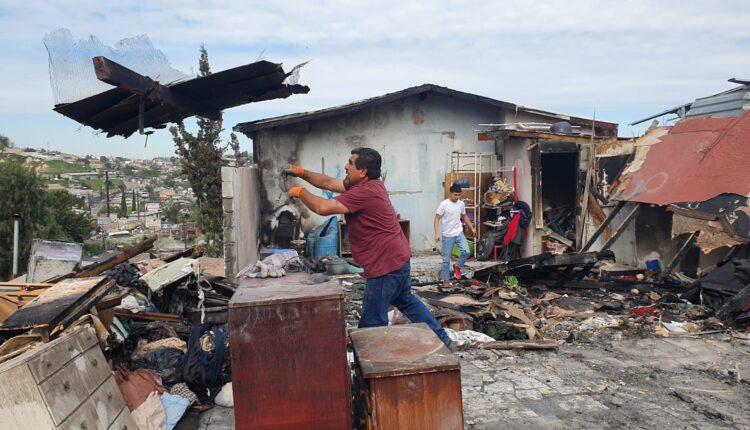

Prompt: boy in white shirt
xmin=434 ymin=184 xmax=476 ymax=282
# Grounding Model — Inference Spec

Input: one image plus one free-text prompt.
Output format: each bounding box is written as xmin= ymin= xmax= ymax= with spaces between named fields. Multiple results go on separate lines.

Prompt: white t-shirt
xmin=436 ymin=199 xmax=466 ymax=237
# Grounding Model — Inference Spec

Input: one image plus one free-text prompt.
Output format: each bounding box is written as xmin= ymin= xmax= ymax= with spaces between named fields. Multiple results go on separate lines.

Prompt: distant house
xmin=60 ymin=172 xmax=99 ymax=181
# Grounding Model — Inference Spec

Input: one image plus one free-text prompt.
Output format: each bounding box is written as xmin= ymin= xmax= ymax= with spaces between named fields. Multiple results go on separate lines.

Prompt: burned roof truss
xmin=53 ymin=57 xmax=309 ymax=138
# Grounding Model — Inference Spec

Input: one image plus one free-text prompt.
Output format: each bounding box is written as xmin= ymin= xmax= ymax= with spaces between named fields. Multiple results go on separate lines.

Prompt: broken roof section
xmin=613 ymin=111 xmax=750 ymax=205
xmin=44 ymin=29 xmax=309 ymax=138
xmin=234 ymin=84 xmax=617 ymax=135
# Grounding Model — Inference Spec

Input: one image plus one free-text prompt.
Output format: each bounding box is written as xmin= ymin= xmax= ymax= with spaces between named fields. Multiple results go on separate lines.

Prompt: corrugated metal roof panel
xmin=685 ymin=86 xmax=750 ymax=119
xmin=613 ymin=111 xmax=750 ymax=205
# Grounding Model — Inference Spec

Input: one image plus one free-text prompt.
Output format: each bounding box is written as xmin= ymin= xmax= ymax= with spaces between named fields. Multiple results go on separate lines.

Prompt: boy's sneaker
xmin=453 ymin=264 xmax=462 ymax=280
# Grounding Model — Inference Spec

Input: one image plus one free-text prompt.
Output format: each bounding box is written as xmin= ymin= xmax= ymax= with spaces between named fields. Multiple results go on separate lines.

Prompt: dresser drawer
xmin=90 ymin=377 xmax=126 ymax=429
xmin=75 ymin=326 xmax=100 ymax=351
xmin=39 ymin=357 xmax=90 ymax=425
xmin=78 ymin=346 xmax=111 ymax=394
xmin=108 ymin=407 xmax=138 ymax=430
xmin=27 ymin=333 xmax=81 ymax=383
xmin=58 ymin=397 xmax=99 ymax=430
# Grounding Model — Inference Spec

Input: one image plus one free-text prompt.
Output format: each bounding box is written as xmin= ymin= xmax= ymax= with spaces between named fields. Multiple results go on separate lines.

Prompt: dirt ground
xmin=459 ymin=334 xmax=750 ymax=429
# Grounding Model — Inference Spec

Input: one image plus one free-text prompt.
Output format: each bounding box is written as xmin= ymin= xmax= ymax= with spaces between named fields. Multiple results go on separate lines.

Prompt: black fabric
xmin=133 ymin=348 xmax=184 ymax=387
xmin=681 ymin=258 xmax=750 ymax=311
xmin=182 ymin=323 xmax=227 ymax=403
xmin=513 ymin=200 xmax=532 ymax=230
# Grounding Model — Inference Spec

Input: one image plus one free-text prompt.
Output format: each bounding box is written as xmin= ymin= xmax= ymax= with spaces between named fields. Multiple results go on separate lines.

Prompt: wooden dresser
xmin=350 ymin=323 xmax=464 ymax=430
xmin=229 ymin=273 xmax=351 ymax=429
xmin=0 ymin=325 xmax=136 ymax=430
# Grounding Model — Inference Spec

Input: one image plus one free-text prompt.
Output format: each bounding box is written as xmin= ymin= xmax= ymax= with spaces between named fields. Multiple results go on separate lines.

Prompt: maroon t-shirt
xmin=334 ymin=179 xmax=410 ymax=278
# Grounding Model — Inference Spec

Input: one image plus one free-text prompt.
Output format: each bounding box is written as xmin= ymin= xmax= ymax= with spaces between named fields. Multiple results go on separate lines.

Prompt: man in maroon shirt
xmin=285 ymin=147 xmax=452 ymax=347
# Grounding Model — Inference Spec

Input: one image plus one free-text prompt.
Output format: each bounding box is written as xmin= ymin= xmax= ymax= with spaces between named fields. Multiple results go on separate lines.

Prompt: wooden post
xmin=579 ymin=201 xmax=627 ymax=253
xmin=600 ymin=205 xmax=640 ymax=252
xmin=663 ymin=231 xmax=698 ymax=276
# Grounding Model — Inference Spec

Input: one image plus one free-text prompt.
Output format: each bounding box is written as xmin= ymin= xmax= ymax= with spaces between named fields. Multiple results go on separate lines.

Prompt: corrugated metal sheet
xmin=613 ymin=111 xmax=750 ymax=205
xmin=685 ymin=86 xmax=750 ymax=119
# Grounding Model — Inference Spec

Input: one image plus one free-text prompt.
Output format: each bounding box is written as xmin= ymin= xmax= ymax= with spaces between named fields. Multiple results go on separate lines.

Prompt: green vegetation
xmin=44 ymin=160 xmax=91 ymax=175
xmin=0 ymin=158 xmax=93 ymax=279
xmin=170 ymin=46 xmax=227 ymax=257
xmin=83 ymin=242 xmax=104 ymax=258
xmin=79 ymin=178 xmax=123 ymax=193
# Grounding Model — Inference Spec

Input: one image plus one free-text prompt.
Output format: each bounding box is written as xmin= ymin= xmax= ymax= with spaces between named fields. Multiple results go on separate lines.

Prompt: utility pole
xmin=105 ymin=171 xmax=110 ymax=217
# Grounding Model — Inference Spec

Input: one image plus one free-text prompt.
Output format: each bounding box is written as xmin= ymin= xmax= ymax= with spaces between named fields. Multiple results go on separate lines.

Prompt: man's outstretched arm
xmin=289 ymin=187 xmax=350 ymax=215
xmin=286 ymin=164 xmax=346 ymax=193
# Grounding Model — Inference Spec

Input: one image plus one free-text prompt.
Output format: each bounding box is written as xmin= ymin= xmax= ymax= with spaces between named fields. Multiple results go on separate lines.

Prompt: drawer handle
xmin=63 ymin=381 xmax=71 ymax=391
xmin=107 ymin=393 xmax=113 ymax=402
xmin=91 ymin=358 xmax=98 ymax=367
xmin=45 ymin=361 xmax=52 ymax=369
xmin=122 ymin=426 xmax=128 ymax=430
xmin=81 ymin=422 xmax=88 ymax=430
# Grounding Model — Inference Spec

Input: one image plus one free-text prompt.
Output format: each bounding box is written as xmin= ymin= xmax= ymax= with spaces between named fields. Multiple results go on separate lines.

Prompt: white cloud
xmin=0 ymin=0 xmax=749 ymax=157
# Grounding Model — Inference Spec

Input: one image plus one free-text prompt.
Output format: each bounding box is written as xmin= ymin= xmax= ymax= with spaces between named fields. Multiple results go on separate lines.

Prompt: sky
xmin=0 ymin=0 xmax=749 ymax=159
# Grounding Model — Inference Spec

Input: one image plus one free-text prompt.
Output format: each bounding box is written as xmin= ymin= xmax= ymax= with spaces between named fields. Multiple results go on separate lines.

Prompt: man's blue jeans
xmin=358 ymin=261 xmax=452 ymax=346
xmin=441 ymin=232 xmax=469 ymax=280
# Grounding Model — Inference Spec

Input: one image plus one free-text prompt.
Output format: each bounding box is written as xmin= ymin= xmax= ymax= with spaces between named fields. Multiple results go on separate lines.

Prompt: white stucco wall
xmin=253 ymin=93 xmax=503 ymax=251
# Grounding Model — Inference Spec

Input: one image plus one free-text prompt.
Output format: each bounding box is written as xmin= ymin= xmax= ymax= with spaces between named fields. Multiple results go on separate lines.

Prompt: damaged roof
xmin=613 ymin=110 xmax=750 ymax=205
xmin=53 ymin=58 xmax=309 ymax=138
xmin=234 ymin=84 xmax=617 ymax=135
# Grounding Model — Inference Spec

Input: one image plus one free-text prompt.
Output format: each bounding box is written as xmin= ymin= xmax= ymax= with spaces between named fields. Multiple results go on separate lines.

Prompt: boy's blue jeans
xmin=358 ymin=261 xmax=451 ymax=346
xmin=441 ymin=232 xmax=469 ymax=280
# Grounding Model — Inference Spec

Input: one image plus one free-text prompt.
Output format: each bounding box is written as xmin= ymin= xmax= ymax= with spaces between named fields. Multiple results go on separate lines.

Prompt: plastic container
xmin=645 ymin=259 xmax=661 ymax=272
xmin=306 ymin=217 xmax=339 ymax=259
xmin=452 ymin=239 xmax=475 ymax=257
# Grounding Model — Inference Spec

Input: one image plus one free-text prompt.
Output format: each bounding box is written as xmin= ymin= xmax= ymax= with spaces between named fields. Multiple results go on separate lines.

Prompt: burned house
xmin=603 ymin=80 xmax=750 ymax=274
xmin=233 ymin=84 xmax=616 ymax=255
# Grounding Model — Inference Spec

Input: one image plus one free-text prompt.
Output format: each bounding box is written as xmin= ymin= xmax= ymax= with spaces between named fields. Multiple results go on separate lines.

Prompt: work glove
xmin=288 ymin=186 xmax=304 ymax=198
xmin=283 ymin=164 xmax=305 ymax=178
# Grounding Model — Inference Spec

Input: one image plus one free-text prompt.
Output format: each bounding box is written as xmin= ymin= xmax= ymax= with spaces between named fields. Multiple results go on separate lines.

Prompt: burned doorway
xmin=540 ymin=152 xmax=579 ymax=249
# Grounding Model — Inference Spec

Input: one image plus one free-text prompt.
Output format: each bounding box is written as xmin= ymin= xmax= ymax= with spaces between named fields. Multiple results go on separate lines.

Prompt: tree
xmin=118 ymin=185 xmax=127 ymax=217
xmin=229 ymin=133 xmax=245 ymax=167
xmin=0 ymin=159 xmax=93 ymax=279
xmin=170 ymin=45 xmax=227 ymax=256
xmin=145 ymin=184 xmax=156 ymax=201
xmin=0 ymin=134 xmax=12 ymax=150
xmin=0 ymin=159 xmax=45 ymax=278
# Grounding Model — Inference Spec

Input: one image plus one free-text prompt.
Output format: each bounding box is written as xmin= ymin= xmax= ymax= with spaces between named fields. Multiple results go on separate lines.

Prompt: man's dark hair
xmin=351 ymin=147 xmax=381 ymax=179
xmin=449 ymin=184 xmax=462 ymax=193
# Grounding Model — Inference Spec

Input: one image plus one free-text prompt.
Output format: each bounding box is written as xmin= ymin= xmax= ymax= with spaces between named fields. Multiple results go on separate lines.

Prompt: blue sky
xmin=1 ymin=1 xmax=749 ymax=158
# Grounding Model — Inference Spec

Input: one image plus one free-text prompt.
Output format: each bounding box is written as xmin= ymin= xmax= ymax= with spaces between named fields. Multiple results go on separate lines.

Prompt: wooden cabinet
xmin=351 ymin=323 xmax=464 ymax=430
xmin=0 ymin=325 xmax=136 ymax=430
xmin=229 ymin=273 xmax=351 ymax=429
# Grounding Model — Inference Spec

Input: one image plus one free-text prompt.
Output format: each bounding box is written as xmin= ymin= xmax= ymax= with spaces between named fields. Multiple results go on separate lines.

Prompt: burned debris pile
xmin=0 ymin=238 xmax=236 ymax=427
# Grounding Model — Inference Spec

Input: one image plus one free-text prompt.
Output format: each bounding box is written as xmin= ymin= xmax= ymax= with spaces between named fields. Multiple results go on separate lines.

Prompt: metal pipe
xmin=12 ymin=214 xmax=20 ymax=277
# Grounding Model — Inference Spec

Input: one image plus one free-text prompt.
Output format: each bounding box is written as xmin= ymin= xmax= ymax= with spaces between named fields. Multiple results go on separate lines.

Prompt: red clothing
xmin=334 ymin=179 xmax=410 ymax=278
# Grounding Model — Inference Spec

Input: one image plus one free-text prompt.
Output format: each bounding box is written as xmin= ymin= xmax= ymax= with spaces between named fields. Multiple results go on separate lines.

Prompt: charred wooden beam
xmin=600 ymin=204 xmax=640 ymax=252
xmin=663 ymin=232 xmax=698 ymax=276
xmin=579 ymin=200 xmax=627 ymax=252
xmin=92 ymin=56 xmax=221 ymax=121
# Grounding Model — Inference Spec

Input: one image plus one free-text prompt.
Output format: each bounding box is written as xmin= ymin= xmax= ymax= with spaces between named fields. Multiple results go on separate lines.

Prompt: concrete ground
xmin=459 ymin=335 xmax=750 ymax=429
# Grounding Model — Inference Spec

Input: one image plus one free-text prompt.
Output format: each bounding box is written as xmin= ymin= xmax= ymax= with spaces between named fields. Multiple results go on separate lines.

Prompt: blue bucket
xmin=307 ymin=217 xmax=339 ymax=259
xmin=645 ymin=259 xmax=661 ymax=271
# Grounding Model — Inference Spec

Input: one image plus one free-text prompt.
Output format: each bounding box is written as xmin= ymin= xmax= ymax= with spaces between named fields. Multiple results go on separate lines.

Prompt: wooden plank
xmin=663 ymin=232 xmax=698 ymax=275
xmin=92 ymin=56 xmax=220 ymax=120
xmin=600 ymin=204 xmax=640 ymax=252
xmin=48 ymin=236 xmax=156 ymax=283
xmin=112 ymin=309 xmax=187 ymax=323
xmin=587 ymin=192 xmax=612 ymax=239
xmin=481 ymin=339 xmax=563 ymax=350
xmin=579 ymin=200 xmax=626 ymax=252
